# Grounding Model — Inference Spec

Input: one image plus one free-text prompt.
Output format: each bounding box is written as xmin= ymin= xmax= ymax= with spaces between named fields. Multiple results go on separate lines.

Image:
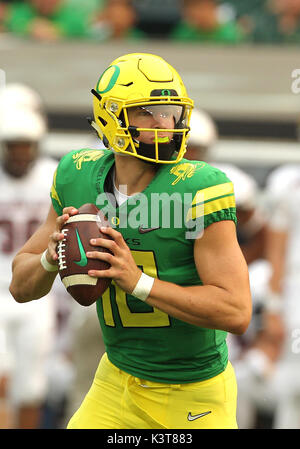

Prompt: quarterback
xmin=9 ymin=53 xmax=251 ymax=429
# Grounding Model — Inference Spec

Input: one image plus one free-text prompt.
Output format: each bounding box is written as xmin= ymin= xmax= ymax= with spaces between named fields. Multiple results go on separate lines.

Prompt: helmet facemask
xmin=121 ymin=102 xmax=192 ymax=163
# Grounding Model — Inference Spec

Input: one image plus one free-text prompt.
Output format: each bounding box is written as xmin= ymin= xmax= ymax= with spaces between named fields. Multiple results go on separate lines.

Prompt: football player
xmin=0 ymin=87 xmax=57 ymax=428
xmin=9 ymin=53 xmax=251 ymax=429
xmin=261 ymin=165 xmax=300 ymax=428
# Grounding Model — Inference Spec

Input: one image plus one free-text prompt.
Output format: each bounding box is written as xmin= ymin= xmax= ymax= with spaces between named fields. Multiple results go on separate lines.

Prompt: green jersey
xmin=51 ymin=149 xmax=236 ymax=383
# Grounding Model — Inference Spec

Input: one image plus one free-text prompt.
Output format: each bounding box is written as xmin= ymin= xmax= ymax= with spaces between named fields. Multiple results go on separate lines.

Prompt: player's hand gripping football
xmin=47 ymin=206 xmax=78 ymax=264
xmin=87 ymin=227 xmax=142 ymax=294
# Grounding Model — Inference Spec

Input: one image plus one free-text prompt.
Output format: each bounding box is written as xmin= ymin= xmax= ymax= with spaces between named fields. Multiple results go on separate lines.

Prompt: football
xmin=57 ymin=203 xmax=112 ymax=306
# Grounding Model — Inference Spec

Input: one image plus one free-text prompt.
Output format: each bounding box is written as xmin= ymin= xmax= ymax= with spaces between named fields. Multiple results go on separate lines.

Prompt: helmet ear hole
xmin=118 ymin=111 xmax=126 ymax=127
xmin=98 ymin=116 xmax=107 ymax=127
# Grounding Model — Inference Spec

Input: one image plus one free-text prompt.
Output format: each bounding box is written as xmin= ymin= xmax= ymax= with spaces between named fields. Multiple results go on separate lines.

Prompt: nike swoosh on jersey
xmin=187 ymin=411 xmax=211 ymax=421
xmin=138 ymin=225 xmax=160 ymax=234
xmin=74 ymin=229 xmax=88 ymax=267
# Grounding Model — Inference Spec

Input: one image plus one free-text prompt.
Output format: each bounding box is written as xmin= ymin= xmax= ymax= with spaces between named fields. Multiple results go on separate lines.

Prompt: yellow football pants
xmin=67 ymin=353 xmax=238 ymax=429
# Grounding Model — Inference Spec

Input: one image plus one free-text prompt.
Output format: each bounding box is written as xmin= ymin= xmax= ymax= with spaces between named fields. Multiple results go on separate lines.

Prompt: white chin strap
xmin=90 ymin=120 xmax=103 ymax=138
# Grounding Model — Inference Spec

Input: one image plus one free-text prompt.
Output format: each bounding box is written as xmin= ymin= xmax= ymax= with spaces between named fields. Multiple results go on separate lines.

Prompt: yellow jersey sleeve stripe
xmin=191 ymin=182 xmax=234 ymax=206
xmin=50 ymin=169 xmax=62 ymax=207
xmin=204 ymin=194 xmax=236 ymax=216
xmin=186 ymin=194 xmax=235 ymax=221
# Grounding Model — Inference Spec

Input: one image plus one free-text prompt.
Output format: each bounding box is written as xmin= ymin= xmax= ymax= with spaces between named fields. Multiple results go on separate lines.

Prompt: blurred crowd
xmin=0 ymin=0 xmax=300 ymax=44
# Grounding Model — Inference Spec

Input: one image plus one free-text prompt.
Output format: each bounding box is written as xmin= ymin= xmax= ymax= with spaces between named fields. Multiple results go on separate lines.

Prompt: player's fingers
xmin=89 ymin=238 xmax=121 ymax=255
xmin=51 ymin=230 xmax=64 ymax=242
xmin=55 ymin=208 xmax=77 ymax=231
xmin=86 ymin=250 xmax=114 ymax=264
xmin=48 ymin=239 xmax=59 ymax=261
xmin=55 ymin=213 xmax=70 ymax=231
xmin=48 ymin=231 xmax=64 ymax=261
xmin=44 ymin=247 xmax=59 ymax=264
xmin=48 ymin=249 xmax=58 ymax=262
xmin=88 ymin=267 xmax=115 ymax=278
xmin=62 ymin=206 xmax=78 ymax=216
xmin=100 ymin=226 xmax=128 ymax=248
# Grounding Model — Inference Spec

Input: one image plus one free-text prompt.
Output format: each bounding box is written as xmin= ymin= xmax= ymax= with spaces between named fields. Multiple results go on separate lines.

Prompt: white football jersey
xmin=0 ymin=157 xmax=57 ymax=286
xmin=265 ymin=164 xmax=300 ymax=281
xmin=265 ymin=164 xmax=300 ymax=328
xmin=0 ymin=156 xmax=61 ymax=393
xmin=265 ymin=164 xmax=300 ymax=201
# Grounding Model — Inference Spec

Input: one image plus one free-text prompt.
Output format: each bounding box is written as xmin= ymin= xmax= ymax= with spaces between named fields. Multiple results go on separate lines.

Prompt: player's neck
xmin=114 ymin=154 xmax=157 ymax=196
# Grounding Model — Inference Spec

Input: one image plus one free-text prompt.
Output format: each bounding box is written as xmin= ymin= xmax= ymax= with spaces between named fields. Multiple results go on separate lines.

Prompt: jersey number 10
xmin=101 ymin=250 xmax=171 ymax=328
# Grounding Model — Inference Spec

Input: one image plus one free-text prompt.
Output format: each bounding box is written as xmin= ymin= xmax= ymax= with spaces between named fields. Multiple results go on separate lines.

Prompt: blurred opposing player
xmin=184 ymin=107 xmax=218 ymax=162
xmin=0 ymin=86 xmax=57 ymax=428
xmin=218 ymin=166 xmax=284 ymax=429
xmin=185 ymin=108 xmax=285 ymax=428
xmin=262 ymin=164 xmax=300 ymax=428
xmin=0 ymin=83 xmax=44 ymax=115
xmin=185 ymin=108 xmax=267 ymax=264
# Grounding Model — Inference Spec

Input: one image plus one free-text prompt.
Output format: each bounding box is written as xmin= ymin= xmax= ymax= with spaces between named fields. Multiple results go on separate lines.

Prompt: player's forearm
xmin=266 ymin=229 xmax=288 ymax=293
xmin=146 ymin=279 xmax=251 ymax=335
xmin=9 ymin=252 xmax=57 ymax=302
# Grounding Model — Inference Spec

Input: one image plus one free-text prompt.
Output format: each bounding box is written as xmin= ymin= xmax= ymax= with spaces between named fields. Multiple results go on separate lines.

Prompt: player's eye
xmin=137 ymin=107 xmax=152 ymax=117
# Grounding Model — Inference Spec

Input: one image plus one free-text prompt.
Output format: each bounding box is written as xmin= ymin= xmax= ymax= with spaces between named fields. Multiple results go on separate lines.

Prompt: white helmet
xmin=188 ymin=108 xmax=218 ymax=149
xmin=214 ymin=163 xmax=258 ymax=210
xmin=0 ymin=83 xmax=44 ymax=114
xmin=0 ymin=107 xmax=46 ymax=142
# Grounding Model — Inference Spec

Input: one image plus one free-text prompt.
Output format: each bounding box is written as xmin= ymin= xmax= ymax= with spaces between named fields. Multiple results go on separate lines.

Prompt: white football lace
xmin=57 ymin=228 xmax=68 ymax=270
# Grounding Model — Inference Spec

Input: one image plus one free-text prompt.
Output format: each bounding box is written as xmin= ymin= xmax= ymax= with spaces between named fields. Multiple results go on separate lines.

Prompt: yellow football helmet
xmin=91 ymin=53 xmax=194 ymax=164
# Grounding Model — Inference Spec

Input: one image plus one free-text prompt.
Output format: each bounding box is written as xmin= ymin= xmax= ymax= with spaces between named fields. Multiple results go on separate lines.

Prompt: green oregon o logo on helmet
xmin=96 ymin=65 xmax=120 ymax=94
